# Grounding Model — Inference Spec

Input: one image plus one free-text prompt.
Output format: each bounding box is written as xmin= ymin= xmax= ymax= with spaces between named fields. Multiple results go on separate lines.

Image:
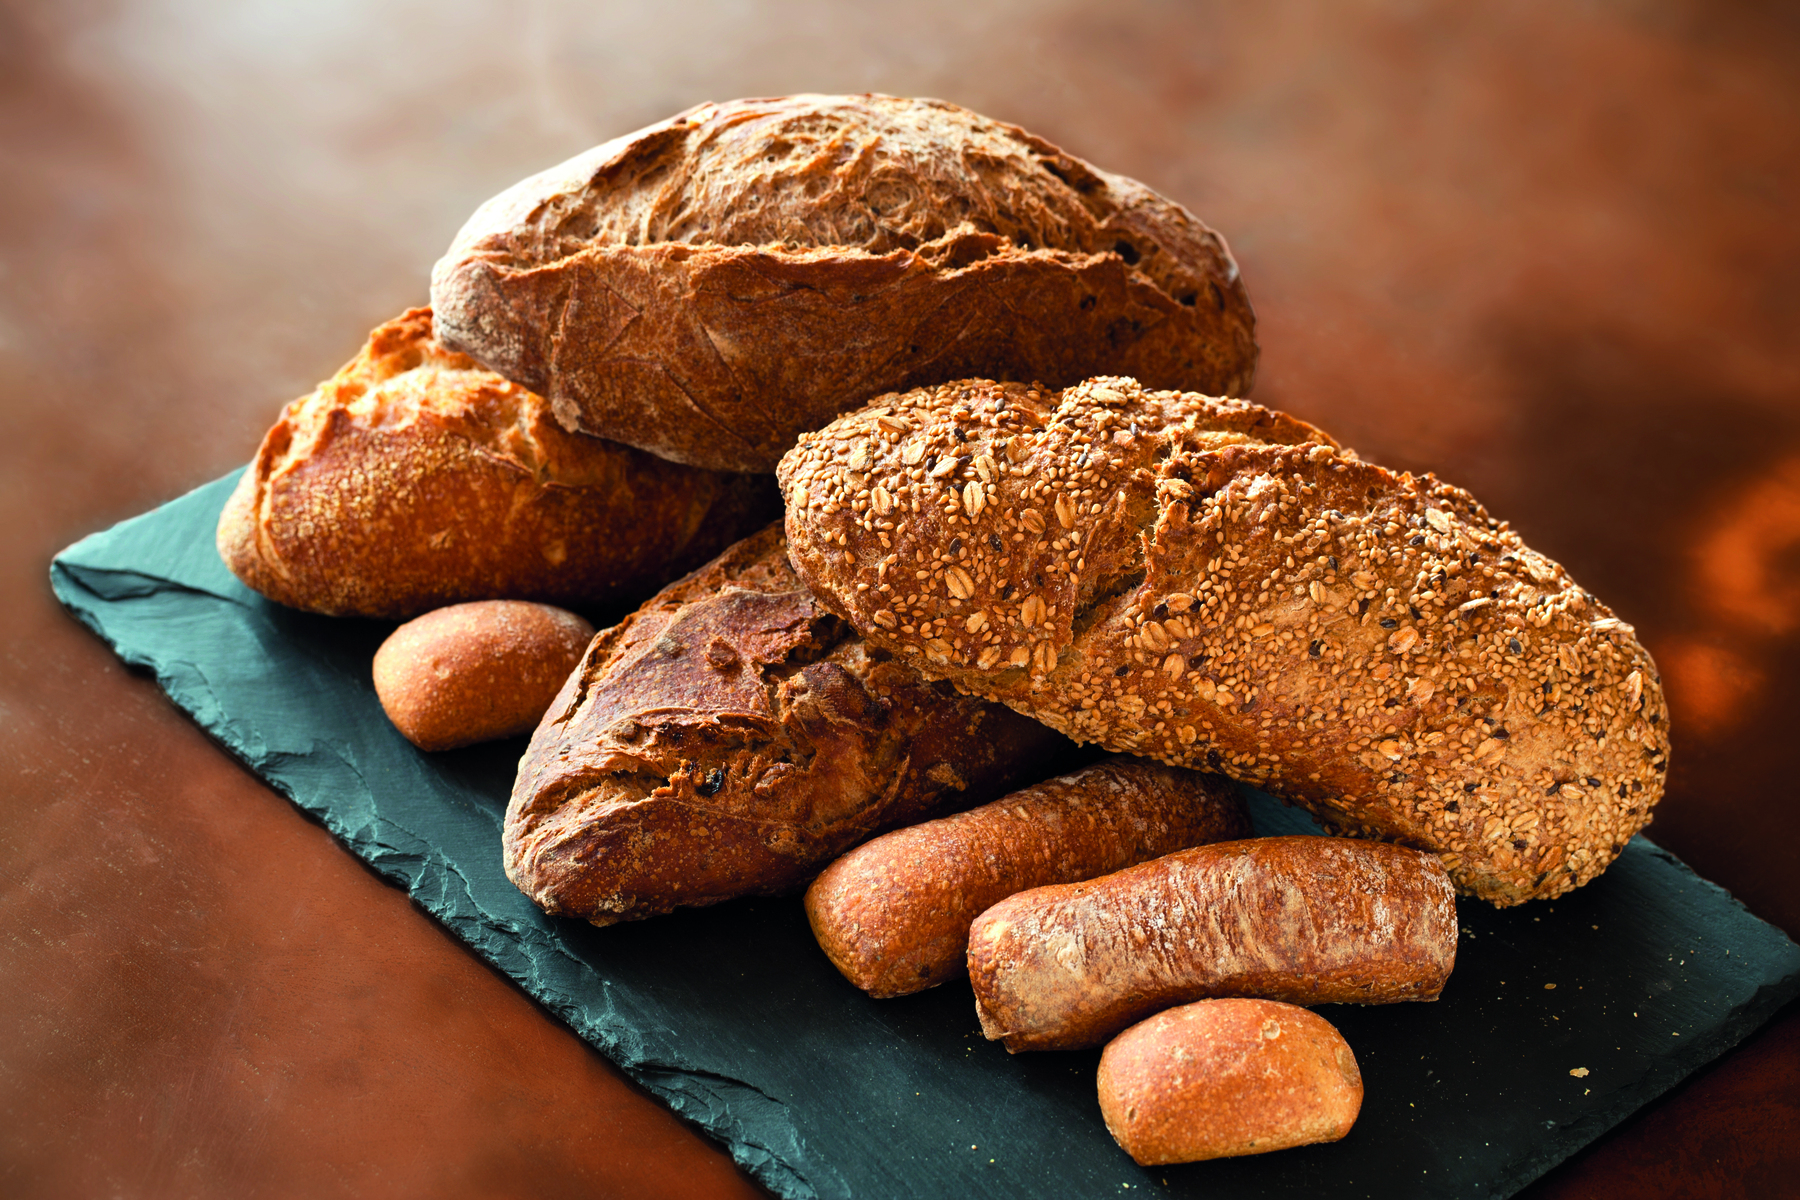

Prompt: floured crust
xmin=503 ymin=524 xmax=1070 ymax=925
xmin=216 ymin=308 xmax=777 ymax=618
xmin=777 ymin=376 xmax=1671 ymax=905
xmin=431 ymin=94 xmax=1257 ymax=472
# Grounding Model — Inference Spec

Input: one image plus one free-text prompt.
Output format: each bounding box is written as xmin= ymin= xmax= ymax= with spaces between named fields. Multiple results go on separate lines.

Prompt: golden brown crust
xmin=371 ymin=601 xmax=595 ymax=751
xmin=216 ymin=308 xmax=778 ymax=619
xmin=1097 ymin=999 xmax=1362 ymax=1165
xmin=430 ymin=94 xmax=1257 ymax=472
xmin=804 ymin=757 xmax=1249 ymax=998
xmin=502 ymin=524 xmax=1071 ymax=926
xmin=966 ymin=836 xmax=1457 ymax=1052
xmin=776 ymin=376 xmax=1671 ymax=905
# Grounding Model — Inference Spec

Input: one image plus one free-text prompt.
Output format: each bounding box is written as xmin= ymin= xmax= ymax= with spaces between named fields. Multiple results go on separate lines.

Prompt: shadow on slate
xmin=50 ymin=472 xmax=1800 ymax=1200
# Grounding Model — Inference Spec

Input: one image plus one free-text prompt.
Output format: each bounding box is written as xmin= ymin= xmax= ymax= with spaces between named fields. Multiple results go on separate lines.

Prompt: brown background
xmin=3 ymin=1 xmax=1797 ymax=1196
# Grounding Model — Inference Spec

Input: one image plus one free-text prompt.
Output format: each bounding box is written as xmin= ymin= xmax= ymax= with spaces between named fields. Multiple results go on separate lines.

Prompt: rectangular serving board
xmin=51 ymin=473 xmax=1800 ymax=1199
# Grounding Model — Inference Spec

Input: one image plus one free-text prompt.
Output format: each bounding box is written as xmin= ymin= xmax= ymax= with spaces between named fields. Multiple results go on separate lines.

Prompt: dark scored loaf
xmin=504 ymin=524 xmax=1072 ymax=925
xmin=431 ymin=94 xmax=1257 ymax=472
xmin=217 ymin=308 xmax=777 ymax=618
xmin=777 ymin=376 xmax=1671 ymax=905
xmin=967 ymin=836 xmax=1458 ymax=1051
xmin=805 ymin=757 xmax=1249 ymax=998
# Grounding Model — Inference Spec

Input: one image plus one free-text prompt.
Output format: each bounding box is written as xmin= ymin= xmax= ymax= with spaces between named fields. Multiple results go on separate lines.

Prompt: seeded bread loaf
xmin=967 ymin=836 xmax=1457 ymax=1052
xmin=776 ymin=377 xmax=1671 ymax=905
xmin=504 ymin=524 xmax=1071 ymax=925
xmin=430 ymin=94 xmax=1257 ymax=473
xmin=217 ymin=308 xmax=777 ymax=619
xmin=1097 ymin=999 xmax=1362 ymax=1164
xmin=805 ymin=757 xmax=1249 ymax=997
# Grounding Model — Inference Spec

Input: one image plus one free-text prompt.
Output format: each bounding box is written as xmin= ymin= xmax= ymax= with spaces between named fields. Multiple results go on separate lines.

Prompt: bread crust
xmin=777 ymin=377 xmax=1671 ymax=905
xmin=967 ymin=836 xmax=1457 ymax=1052
xmin=1097 ymin=999 xmax=1362 ymax=1165
xmin=371 ymin=601 xmax=595 ymax=751
xmin=430 ymin=94 xmax=1257 ymax=472
xmin=805 ymin=757 xmax=1249 ymax=998
xmin=216 ymin=308 xmax=778 ymax=618
xmin=503 ymin=524 xmax=1070 ymax=925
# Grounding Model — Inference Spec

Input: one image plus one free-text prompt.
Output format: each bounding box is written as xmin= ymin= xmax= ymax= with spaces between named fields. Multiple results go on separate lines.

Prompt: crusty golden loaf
xmin=431 ymin=94 xmax=1257 ymax=472
xmin=776 ymin=376 xmax=1671 ymax=905
xmin=217 ymin=308 xmax=777 ymax=618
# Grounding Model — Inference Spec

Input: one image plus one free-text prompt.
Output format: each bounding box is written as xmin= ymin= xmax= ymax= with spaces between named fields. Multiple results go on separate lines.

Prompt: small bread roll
xmin=373 ymin=601 xmax=594 ymax=751
xmin=805 ymin=757 xmax=1249 ymax=997
xmin=1098 ymin=998 xmax=1362 ymax=1165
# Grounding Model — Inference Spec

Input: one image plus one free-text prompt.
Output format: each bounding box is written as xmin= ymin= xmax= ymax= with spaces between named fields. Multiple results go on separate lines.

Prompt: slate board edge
xmin=1492 ymin=845 xmax=1800 ymax=1197
xmin=47 ymin=542 xmax=830 ymax=1200
xmin=43 ymin=477 xmax=1800 ymax=1200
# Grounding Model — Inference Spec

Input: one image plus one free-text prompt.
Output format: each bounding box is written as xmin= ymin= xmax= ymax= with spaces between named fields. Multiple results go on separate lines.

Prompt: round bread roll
xmin=373 ymin=600 xmax=594 ymax=751
xmin=431 ymin=94 xmax=1257 ymax=472
xmin=1098 ymin=998 xmax=1362 ymax=1165
xmin=776 ymin=376 xmax=1671 ymax=905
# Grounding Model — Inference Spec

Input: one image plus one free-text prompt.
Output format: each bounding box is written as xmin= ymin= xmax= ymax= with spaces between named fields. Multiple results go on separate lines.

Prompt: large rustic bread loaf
xmin=430 ymin=94 xmax=1257 ymax=473
xmin=1097 ymin=998 xmax=1362 ymax=1164
xmin=504 ymin=524 xmax=1071 ymax=925
xmin=805 ymin=757 xmax=1249 ymax=998
xmin=776 ymin=376 xmax=1671 ymax=905
xmin=967 ymin=836 xmax=1457 ymax=1052
xmin=217 ymin=308 xmax=777 ymax=618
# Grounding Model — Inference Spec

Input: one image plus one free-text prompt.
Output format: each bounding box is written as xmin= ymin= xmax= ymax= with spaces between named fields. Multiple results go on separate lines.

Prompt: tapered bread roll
xmin=431 ymin=94 xmax=1257 ymax=472
xmin=776 ymin=376 xmax=1670 ymax=905
xmin=217 ymin=308 xmax=777 ymax=619
xmin=1098 ymin=999 xmax=1362 ymax=1165
xmin=968 ymin=836 xmax=1456 ymax=1052
xmin=504 ymin=524 xmax=1071 ymax=925
xmin=805 ymin=757 xmax=1249 ymax=997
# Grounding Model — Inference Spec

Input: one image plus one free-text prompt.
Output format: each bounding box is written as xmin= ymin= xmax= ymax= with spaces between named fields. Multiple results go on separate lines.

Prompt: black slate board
xmin=51 ymin=472 xmax=1800 ymax=1200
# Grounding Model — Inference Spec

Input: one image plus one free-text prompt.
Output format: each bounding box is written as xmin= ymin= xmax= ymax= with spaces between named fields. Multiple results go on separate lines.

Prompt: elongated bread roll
xmin=218 ymin=308 xmax=777 ymax=619
xmin=777 ymin=376 xmax=1670 ymax=905
xmin=967 ymin=836 xmax=1457 ymax=1051
xmin=1098 ymin=999 xmax=1362 ymax=1165
xmin=805 ymin=757 xmax=1249 ymax=997
xmin=504 ymin=524 xmax=1071 ymax=925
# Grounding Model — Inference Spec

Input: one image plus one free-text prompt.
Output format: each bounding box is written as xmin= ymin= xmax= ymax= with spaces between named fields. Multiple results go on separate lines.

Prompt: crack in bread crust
xmin=431 ymin=95 xmax=1257 ymax=471
xmin=778 ymin=377 xmax=1671 ymax=905
xmin=503 ymin=524 xmax=1070 ymax=925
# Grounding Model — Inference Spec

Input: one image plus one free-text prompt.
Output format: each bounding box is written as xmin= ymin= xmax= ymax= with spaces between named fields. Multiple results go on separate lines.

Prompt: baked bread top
xmin=217 ymin=308 xmax=775 ymax=617
xmin=776 ymin=377 xmax=1671 ymax=904
xmin=431 ymin=94 xmax=1257 ymax=471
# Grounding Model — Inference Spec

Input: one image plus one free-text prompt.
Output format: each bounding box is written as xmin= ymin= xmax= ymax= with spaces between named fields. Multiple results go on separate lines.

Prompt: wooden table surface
xmin=3 ymin=2 xmax=1797 ymax=1196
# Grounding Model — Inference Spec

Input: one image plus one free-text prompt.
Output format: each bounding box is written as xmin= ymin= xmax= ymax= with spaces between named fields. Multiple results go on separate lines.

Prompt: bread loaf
xmin=967 ymin=836 xmax=1457 ymax=1052
xmin=1097 ymin=998 xmax=1362 ymax=1164
xmin=776 ymin=376 xmax=1671 ymax=905
xmin=217 ymin=308 xmax=778 ymax=618
xmin=805 ymin=757 xmax=1249 ymax=997
xmin=504 ymin=524 xmax=1072 ymax=925
xmin=372 ymin=601 xmax=594 ymax=751
xmin=430 ymin=94 xmax=1257 ymax=473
